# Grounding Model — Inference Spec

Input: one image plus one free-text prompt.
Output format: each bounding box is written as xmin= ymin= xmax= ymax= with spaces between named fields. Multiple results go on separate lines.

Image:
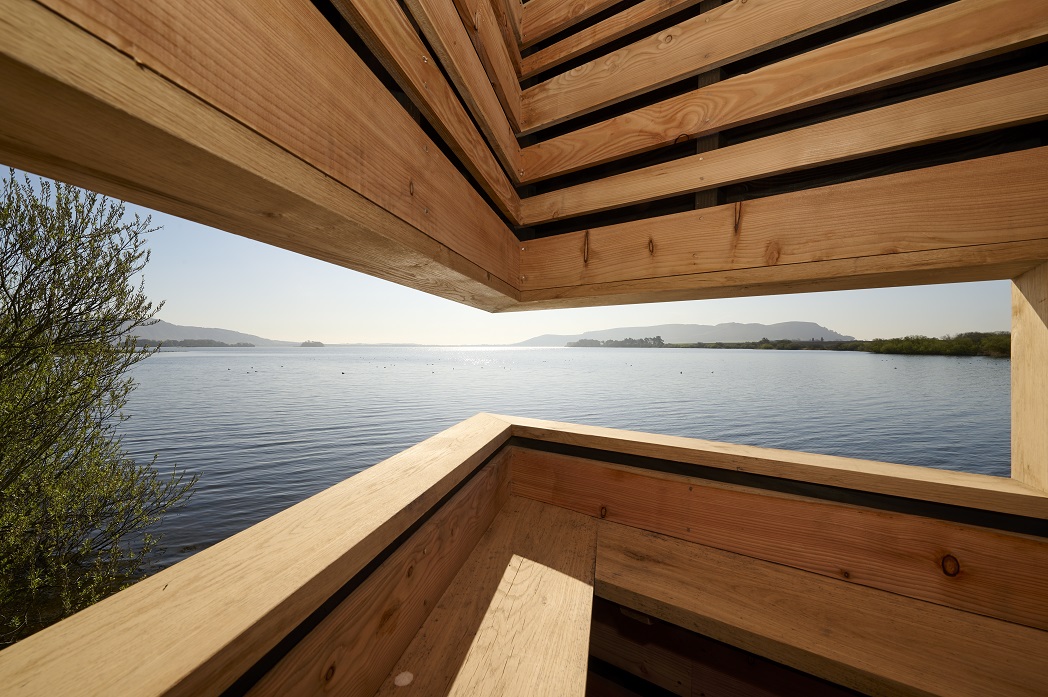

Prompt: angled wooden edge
xmin=519 ymin=0 xmax=1048 ymax=183
xmin=1 ymin=0 xmax=519 ymax=311
xmin=494 ymin=415 xmax=1048 ymax=519
xmin=405 ymin=0 xmax=524 ymax=183
xmin=520 ymin=0 xmax=903 ymax=134
xmin=522 ymin=0 xmax=705 ymax=80
xmin=519 ymin=0 xmax=620 ymax=49
xmin=509 ymin=446 xmax=1048 ymax=632
xmin=0 ymin=414 xmax=512 ymax=697
xmin=521 ymin=67 xmax=1048 ymax=224
xmin=331 ymin=0 xmax=521 ymax=223
xmin=487 ymin=0 xmax=523 ymax=76
xmin=1012 ymin=261 xmax=1048 ymax=492
xmin=596 ymin=522 xmax=1048 ymax=697
xmin=452 ymin=0 xmax=522 ymax=131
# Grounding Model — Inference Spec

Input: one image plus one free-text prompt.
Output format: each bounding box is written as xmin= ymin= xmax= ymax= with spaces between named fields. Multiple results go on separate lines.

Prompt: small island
xmin=300 ymin=340 xmax=324 ymax=347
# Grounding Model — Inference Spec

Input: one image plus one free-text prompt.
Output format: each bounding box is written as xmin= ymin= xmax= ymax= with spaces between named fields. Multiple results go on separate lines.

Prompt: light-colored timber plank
xmin=377 ymin=496 xmax=597 ymax=696
xmin=520 ymin=0 xmax=1048 ymax=182
xmin=521 ymin=67 xmax=1048 ymax=223
xmin=452 ymin=0 xmax=522 ymax=130
xmin=522 ymin=0 xmax=705 ymax=79
xmin=520 ymin=0 xmax=903 ymax=134
xmin=0 ymin=414 xmax=511 ymax=697
xmin=597 ymin=521 xmax=1048 ymax=697
xmin=36 ymin=0 xmax=520 ymax=288
xmin=520 ymin=0 xmax=620 ymax=49
xmin=249 ymin=451 xmax=511 ymax=697
xmin=404 ymin=0 xmax=523 ymax=182
xmin=503 ymin=0 xmax=522 ymax=44
xmin=510 ymin=446 xmax=1048 ymax=631
xmin=519 ymin=148 xmax=1048 ymax=295
xmin=496 ymin=416 xmax=1048 ymax=519
xmin=488 ymin=0 xmax=523 ymax=76
xmin=0 ymin=0 xmax=518 ymax=311
xmin=1013 ymin=261 xmax=1048 ymax=492
xmin=330 ymin=0 xmax=521 ymax=222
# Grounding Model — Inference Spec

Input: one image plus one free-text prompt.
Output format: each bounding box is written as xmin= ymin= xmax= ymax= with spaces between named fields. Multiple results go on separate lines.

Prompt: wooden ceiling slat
xmin=522 ymin=0 xmax=705 ymax=80
xmin=520 ymin=0 xmax=905 ymax=135
xmin=452 ymin=0 xmax=522 ymax=131
xmin=331 ymin=0 xmax=521 ymax=223
xmin=517 ymin=148 xmax=1048 ymax=300
xmin=521 ymin=67 xmax=1048 ymax=224
xmin=486 ymin=0 xmax=523 ymax=76
xmin=405 ymin=0 xmax=523 ymax=183
xmin=520 ymin=0 xmax=621 ymax=49
xmin=520 ymin=0 xmax=1048 ymax=184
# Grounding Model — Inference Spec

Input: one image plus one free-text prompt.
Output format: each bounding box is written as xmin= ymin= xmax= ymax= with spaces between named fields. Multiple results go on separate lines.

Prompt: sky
xmin=130 ymin=203 xmax=1011 ymax=345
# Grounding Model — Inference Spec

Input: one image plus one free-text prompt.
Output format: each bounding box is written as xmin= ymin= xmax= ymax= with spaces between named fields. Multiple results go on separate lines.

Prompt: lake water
xmin=120 ymin=346 xmax=1010 ymax=568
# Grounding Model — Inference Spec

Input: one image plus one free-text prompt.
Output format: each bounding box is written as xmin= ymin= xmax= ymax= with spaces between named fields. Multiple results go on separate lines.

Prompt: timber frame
xmin=1 ymin=0 xmax=1047 ymax=694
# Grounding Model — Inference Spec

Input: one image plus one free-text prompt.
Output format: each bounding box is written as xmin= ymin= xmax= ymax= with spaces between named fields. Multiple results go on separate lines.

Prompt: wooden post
xmin=1012 ymin=261 xmax=1048 ymax=492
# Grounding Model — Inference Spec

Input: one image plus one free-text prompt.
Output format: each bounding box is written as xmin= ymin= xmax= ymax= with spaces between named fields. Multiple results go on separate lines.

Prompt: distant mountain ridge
xmin=514 ymin=322 xmax=855 ymax=347
xmin=128 ymin=320 xmax=296 ymax=347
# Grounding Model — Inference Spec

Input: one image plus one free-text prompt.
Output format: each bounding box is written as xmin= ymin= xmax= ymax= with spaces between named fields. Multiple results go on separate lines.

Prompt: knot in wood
xmin=941 ymin=554 xmax=960 ymax=577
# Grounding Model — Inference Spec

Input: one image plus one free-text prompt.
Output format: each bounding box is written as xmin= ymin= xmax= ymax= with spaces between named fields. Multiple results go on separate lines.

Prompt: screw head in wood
xmin=599 ymin=506 xmax=607 ymax=519
xmin=941 ymin=554 xmax=960 ymax=577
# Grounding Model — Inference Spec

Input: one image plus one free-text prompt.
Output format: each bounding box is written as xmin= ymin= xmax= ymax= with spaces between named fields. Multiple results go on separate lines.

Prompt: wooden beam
xmin=375 ymin=497 xmax=597 ymax=696
xmin=522 ymin=0 xmax=705 ymax=80
xmin=0 ymin=414 xmax=512 ymax=697
xmin=597 ymin=522 xmax=1048 ymax=697
xmin=249 ymin=452 xmax=510 ymax=697
xmin=404 ymin=0 xmax=523 ymax=182
xmin=510 ymin=447 xmax=1048 ymax=631
xmin=520 ymin=0 xmax=621 ymax=49
xmin=487 ymin=0 xmax=524 ymax=76
xmin=520 ymin=0 xmax=905 ymax=134
xmin=452 ymin=0 xmax=522 ymax=130
xmin=520 ymin=0 xmax=1048 ymax=183
xmin=521 ymin=67 xmax=1048 ymax=224
xmin=331 ymin=0 xmax=521 ymax=222
xmin=1013 ymin=261 xmax=1048 ymax=492
xmin=516 ymin=149 xmax=1048 ymax=303
xmin=498 ymin=416 xmax=1048 ymax=519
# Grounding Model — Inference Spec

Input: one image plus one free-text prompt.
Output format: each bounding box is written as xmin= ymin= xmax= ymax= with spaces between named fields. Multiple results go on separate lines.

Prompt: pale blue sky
xmin=132 ymin=204 xmax=1010 ymax=345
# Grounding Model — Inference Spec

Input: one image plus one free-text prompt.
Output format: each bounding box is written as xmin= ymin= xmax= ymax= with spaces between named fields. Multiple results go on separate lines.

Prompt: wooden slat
xmin=520 ymin=0 xmax=903 ymax=134
xmin=510 ymin=447 xmax=1048 ymax=632
xmin=452 ymin=0 xmax=522 ymax=130
xmin=597 ymin=521 xmax=1048 ymax=697
xmin=1013 ymin=261 xmax=1048 ymax=492
xmin=376 ymin=497 xmax=597 ymax=696
xmin=517 ymin=149 xmax=1048 ymax=301
xmin=0 ymin=0 xmax=518 ymax=311
xmin=404 ymin=0 xmax=523 ymax=182
xmin=0 ymin=414 xmax=511 ymax=697
xmin=522 ymin=0 xmax=704 ymax=80
xmin=487 ymin=0 xmax=523 ymax=76
xmin=498 ymin=416 xmax=1048 ymax=519
xmin=521 ymin=67 xmax=1048 ymax=223
xmin=331 ymin=0 xmax=521 ymax=222
xmin=249 ymin=452 xmax=510 ymax=697
xmin=520 ymin=0 xmax=1048 ymax=183
xmin=520 ymin=0 xmax=620 ymax=49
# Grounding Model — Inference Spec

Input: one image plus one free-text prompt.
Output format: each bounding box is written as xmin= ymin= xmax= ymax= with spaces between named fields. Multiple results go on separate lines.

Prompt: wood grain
xmin=522 ymin=0 xmax=705 ymax=79
xmin=511 ymin=447 xmax=1048 ymax=631
xmin=405 ymin=0 xmax=523 ymax=182
xmin=0 ymin=414 xmax=511 ymax=696
xmin=497 ymin=416 xmax=1048 ymax=519
xmin=521 ymin=0 xmax=901 ymax=134
xmin=521 ymin=67 xmax=1048 ymax=223
xmin=487 ymin=0 xmax=523 ymax=76
xmin=520 ymin=0 xmax=620 ymax=49
xmin=248 ymin=452 xmax=510 ymax=697
xmin=331 ymin=0 xmax=521 ymax=221
xmin=376 ymin=497 xmax=597 ymax=696
xmin=520 ymin=0 xmax=1048 ymax=182
xmin=1013 ymin=261 xmax=1048 ymax=492
xmin=452 ymin=0 xmax=522 ymax=130
xmin=597 ymin=521 xmax=1048 ymax=697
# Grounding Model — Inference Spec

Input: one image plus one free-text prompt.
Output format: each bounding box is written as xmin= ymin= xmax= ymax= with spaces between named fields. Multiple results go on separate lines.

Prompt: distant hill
xmin=514 ymin=322 xmax=855 ymax=347
xmin=127 ymin=320 xmax=296 ymax=347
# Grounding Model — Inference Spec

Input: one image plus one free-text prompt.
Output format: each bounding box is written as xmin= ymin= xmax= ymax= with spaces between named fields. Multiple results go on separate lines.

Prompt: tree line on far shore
xmin=134 ymin=338 xmax=255 ymax=348
xmin=567 ymin=332 xmax=1010 ymax=357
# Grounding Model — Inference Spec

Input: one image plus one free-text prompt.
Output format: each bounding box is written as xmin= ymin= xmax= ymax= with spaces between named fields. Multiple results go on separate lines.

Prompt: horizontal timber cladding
xmin=516 ymin=148 xmax=1048 ymax=293
xmin=519 ymin=0 xmax=1048 ymax=183
xmin=520 ymin=0 xmax=622 ymax=49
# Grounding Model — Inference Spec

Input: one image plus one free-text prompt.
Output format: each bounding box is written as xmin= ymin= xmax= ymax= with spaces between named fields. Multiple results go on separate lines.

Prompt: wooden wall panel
xmin=1013 ymin=262 xmax=1048 ymax=492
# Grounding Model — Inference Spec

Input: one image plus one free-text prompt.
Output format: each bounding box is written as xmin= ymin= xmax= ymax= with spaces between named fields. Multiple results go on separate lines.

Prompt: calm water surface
xmin=120 ymin=346 xmax=1010 ymax=567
